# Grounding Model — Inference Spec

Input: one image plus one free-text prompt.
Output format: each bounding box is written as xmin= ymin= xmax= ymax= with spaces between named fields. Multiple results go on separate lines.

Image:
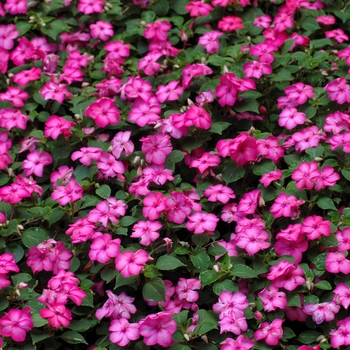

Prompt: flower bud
xmin=18 ymin=282 xmax=28 ymax=289
xmin=254 ymin=311 xmax=263 ymax=320
xmin=133 ymin=156 xmax=141 ymax=164
xmin=82 ymin=82 xmax=90 ymax=88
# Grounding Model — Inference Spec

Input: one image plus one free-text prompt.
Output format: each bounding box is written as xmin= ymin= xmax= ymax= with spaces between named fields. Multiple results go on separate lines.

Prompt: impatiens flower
xmin=330 ymin=317 xmax=350 ymax=348
xmin=260 ymin=169 xmax=283 ymax=187
xmin=302 ymin=216 xmax=331 ymax=240
xmin=96 ymin=291 xmax=136 ymax=320
xmin=185 ymin=1 xmax=213 ymax=17
xmin=291 ymin=162 xmax=321 ymax=190
xmin=109 ymin=318 xmax=140 ymax=346
xmin=89 ymin=234 xmax=121 ymax=263
xmin=218 ymin=16 xmax=244 ymax=31
xmin=258 ymin=285 xmax=287 ymax=312
xmin=243 ymin=60 xmax=272 ymax=79
xmin=131 ymin=221 xmax=162 ymax=246
xmin=203 ymin=184 xmax=235 ymax=204
xmin=144 ymin=20 xmax=171 ymax=41
xmin=235 ymin=226 xmax=270 ymax=255
xmin=253 ymin=14 xmax=272 ymax=29
xmin=270 ymin=193 xmax=304 ymax=220
xmin=189 ymin=152 xmax=221 ymax=174
xmin=316 ymin=15 xmax=336 ymax=25
xmin=0 ymin=24 xmax=18 ymax=50
xmin=198 ymin=31 xmax=223 ymax=54
xmin=0 ymin=253 xmax=19 ymax=274
xmin=78 ymin=0 xmax=104 ymax=14
xmin=333 ymin=283 xmax=350 ymax=309
xmin=84 ymin=98 xmax=120 ymax=127
xmin=325 ymin=252 xmax=350 ymax=274
xmin=44 ymin=115 xmax=76 ymax=140
xmin=40 ymin=304 xmax=72 ymax=328
xmin=254 ymin=319 xmax=284 ymax=346
xmin=4 ymin=0 xmax=28 ymax=14
xmin=303 ymin=302 xmax=340 ymax=324
xmin=13 ymin=67 xmax=42 ymax=86
xmin=139 ymin=312 xmax=177 ymax=347
xmin=213 ymin=291 xmax=249 ymax=316
xmin=90 ymin=21 xmax=114 ymax=41
xmin=115 ymin=250 xmax=149 ymax=278
xmin=279 ymin=107 xmax=306 ymax=130
xmin=186 ymin=212 xmax=219 ymax=234
xmin=184 ymin=104 xmax=212 ymax=130
xmin=22 ymin=150 xmax=53 ymax=177
xmin=156 ymin=81 xmax=183 ymax=103
xmin=140 ymin=133 xmax=173 ymax=165
xmin=325 ymin=28 xmax=349 ymax=43
xmin=220 ymin=336 xmax=254 ymax=350
xmin=175 ymin=278 xmax=201 ymax=303
xmin=40 ymin=80 xmax=72 ymax=104
xmin=324 ymin=78 xmax=350 ymax=104
xmin=0 ymin=307 xmax=34 ymax=342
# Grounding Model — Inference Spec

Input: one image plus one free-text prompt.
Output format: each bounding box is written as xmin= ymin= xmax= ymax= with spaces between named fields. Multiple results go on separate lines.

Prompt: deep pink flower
xmin=302 ymin=216 xmax=331 ymax=240
xmin=175 ymin=278 xmax=201 ymax=303
xmin=0 ymin=24 xmax=18 ymax=50
xmin=260 ymin=169 xmax=283 ymax=187
xmin=78 ymin=0 xmax=104 ymax=14
xmin=235 ymin=226 xmax=270 ymax=255
xmin=90 ymin=21 xmax=114 ymax=41
xmin=85 ymin=98 xmax=120 ymax=127
xmin=115 ymin=250 xmax=149 ymax=278
xmin=291 ymin=162 xmax=321 ymax=190
xmin=0 ymin=253 xmax=19 ymax=274
xmin=144 ymin=20 xmax=171 ymax=41
xmin=203 ymin=185 xmax=235 ymax=204
xmin=326 ymin=29 xmax=349 ymax=43
xmin=268 ymin=261 xmax=305 ymax=291
xmin=258 ymin=285 xmax=287 ymax=312
xmin=156 ymin=81 xmax=183 ymax=103
xmin=186 ymin=212 xmax=219 ymax=234
xmin=40 ymin=304 xmax=72 ymax=328
xmin=254 ymin=319 xmax=284 ymax=346
xmin=0 ymin=307 xmax=33 ymax=342
xmin=279 ymin=107 xmax=306 ymax=130
xmin=140 ymin=133 xmax=172 ymax=165
xmin=109 ymin=318 xmax=140 ymax=346
xmin=22 ymin=150 xmax=52 ymax=177
xmin=139 ymin=312 xmax=177 ymax=347
xmin=44 ymin=116 xmax=76 ymax=140
xmin=186 ymin=1 xmax=213 ymax=17
xmin=40 ymin=80 xmax=72 ymax=104
xmin=199 ymin=31 xmax=223 ymax=54
xmin=89 ymin=234 xmax=121 ymax=263
xmin=270 ymin=193 xmax=304 ymax=219
xmin=131 ymin=221 xmax=162 ymax=246
xmin=330 ymin=317 xmax=350 ymax=348
xmin=221 ymin=336 xmax=254 ymax=350
xmin=4 ymin=0 xmax=27 ymax=14
xmin=333 ymin=283 xmax=350 ymax=309
xmin=324 ymin=78 xmax=350 ymax=104
xmin=218 ymin=16 xmax=244 ymax=31
xmin=325 ymin=252 xmax=350 ymax=274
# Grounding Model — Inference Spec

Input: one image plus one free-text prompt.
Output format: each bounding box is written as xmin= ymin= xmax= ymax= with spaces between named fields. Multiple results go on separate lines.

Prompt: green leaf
xmin=200 ymin=270 xmax=220 ymax=287
xmin=143 ymin=277 xmax=166 ymax=302
xmin=311 ymin=251 xmax=327 ymax=270
xmin=319 ymin=234 xmax=339 ymax=248
xmin=317 ymin=197 xmax=337 ymax=211
xmin=190 ymin=251 xmax=210 ymax=272
xmin=80 ymin=195 xmax=100 ymax=209
xmin=22 ymin=227 xmax=50 ymax=248
xmin=304 ymin=294 xmax=319 ymax=305
xmin=230 ymin=264 xmax=257 ymax=278
xmin=150 ymin=0 xmax=169 ymax=16
xmin=74 ymin=165 xmax=98 ymax=181
xmin=48 ymin=207 xmax=65 ymax=227
xmin=287 ymin=292 xmax=301 ymax=307
xmin=222 ymin=162 xmax=245 ymax=184
xmin=298 ymin=330 xmax=322 ymax=345
xmin=68 ymin=319 xmax=97 ymax=332
xmin=170 ymin=0 xmax=189 ymax=14
xmin=209 ymin=122 xmax=231 ymax=135
xmin=282 ymin=327 xmax=296 ymax=342
xmin=305 ymin=145 xmax=324 ymax=159
xmin=193 ymin=310 xmax=218 ymax=335
xmin=271 ymin=68 xmax=293 ymax=82
xmin=252 ymin=160 xmax=277 ymax=176
xmin=119 ymin=216 xmax=138 ymax=227
xmin=213 ymin=280 xmax=237 ymax=295
xmin=32 ymin=313 xmax=48 ymax=327
xmin=11 ymin=273 xmax=32 ymax=287
xmin=167 ymin=150 xmax=185 ymax=164
xmin=208 ymin=243 xmax=227 ymax=256
xmin=342 ymin=169 xmax=350 ymax=181
xmin=60 ymin=331 xmax=88 ymax=345
xmin=172 ymin=310 xmax=189 ymax=327
xmin=170 ymin=345 xmax=191 ymax=350
xmin=234 ymin=98 xmax=259 ymax=113
xmin=101 ymin=267 xmax=118 ymax=283
xmin=141 ymin=10 xmax=156 ymax=23
xmin=16 ymin=21 xmax=33 ymax=36
xmin=143 ymin=264 xmax=161 ymax=278
xmin=30 ymin=329 xmax=51 ymax=345
xmin=96 ymin=185 xmax=111 ymax=199
xmin=310 ymin=38 xmax=333 ymax=49
xmin=315 ymin=280 xmax=332 ymax=290
xmin=155 ymin=255 xmax=186 ymax=270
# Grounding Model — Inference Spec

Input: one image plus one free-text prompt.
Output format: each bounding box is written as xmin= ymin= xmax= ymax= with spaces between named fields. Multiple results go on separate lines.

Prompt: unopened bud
xmin=179 ymin=241 xmax=190 ymax=247
xmin=314 ymin=157 xmax=323 ymax=162
xmin=140 ymin=21 xmax=146 ymax=26
xmin=223 ymin=65 xmax=229 ymax=74
xmin=133 ymin=156 xmax=141 ymax=164
xmin=15 ymin=289 xmax=21 ymax=297
xmin=306 ymin=280 xmax=313 ymax=291
xmin=18 ymin=282 xmax=28 ymax=289
xmin=173 ymin=64 xmax=180 ymax=69
xmin=187 ymin=98 xmax=194 ymax=106
xmin=7 ymin=168 xmax=14 ymax=177
xmin=8 ymin=73 xmax=13 ymax=78
xmin=201 ymin=335 xmax=208 ymax=344
xmin=136 ymin=166 xmax=143 ymax=177
xmin=317 ymin=335 xmax=327 ymax=343
xmin=17 ymin=225 xmax=24 ymax=231
xmin=304 ymin=119 xmax=313 ymax=125
xmin=154 ymin=122 xmax=163 ymax=130
xmin=213 ymin=264 xmax=220 ymax=273
xmin=254 ymin=311 xmax=263 ymax=320
xmin=82 ymin=82 xmax=90 ymax=88
xmin=184 ymin=334 xmax=190 ymax=341
xmin=248 ymin=126 xmax=256 ymax=136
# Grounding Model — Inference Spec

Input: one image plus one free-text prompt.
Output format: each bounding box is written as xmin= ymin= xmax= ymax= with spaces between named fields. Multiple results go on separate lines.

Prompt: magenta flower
xmin=143 ymin=20 xmax=171 ymax=41
xmin=77 ymin=0 xmax=104 ymax=14
xmin=235 ymin=226 xmax=270 ymax=255
xmin=198 ymin=31 xmax=223 ymax=54
xmin=302 ymin=216 xmax=331 ymax=240
xmin=40 ymin=304 xmax=72 ymax=328
xmin=131 ymin=220 xmax=162 ymax=246
xmin=270 ymin=193 xmax=304 ymax=219
xmin=333 ymin=283 xmax=350 ymax=309
xmin=229 ymin=132 xmax=258 ymax=166
xmin=260 ymin=169 xmax=283 ymax=187
xmin=139 ymin=312 xmax=177 ymax=347
xmin=189 ymin=152 xmax=221 ymax=174
xmin=84 ymin=98 xmax=120 ymax=127
xmin=184 ymin=104 xmax=212 ymax=130
xmin=40 ymin=80 xmax=72 ymax=104
xmin=324 ymin=78 xmax=350 ymax=104
xmin=221 ymin=336 xmax=254 ymax=350
xmin=254 ymin=318 xmax=284 ymax=346
xmin=175 ymin=278 xmax=201 ymax=303
xmin=90 ymin=21 xmax=114 ymax=41
xmin=203 ymin=184 xmax=235 ymax=204
xmin=279 ymin=107 xmax=306 ymax=130
xmin=156 ymin=81 xmax=183 ymax=103
xmin=115 ymin=249 xmax=149 ymax=278
xmin=291 ymin=162 xmax=320 ymax=190
xmin=186 ymin=212 xmax=219 ymax=234
xmin=140 ymin=133 xmax=172 ymax=165
xmin=109 ymin=318 xmax=140 ymax=346
xmin=22 ymin=150 xmax=52 ymax=177
xmin=330 ymin=317 xmax=350 ymax=348
xmin=304 ymin=302 xmax=340 ymax=324
xmin=0 ymin=307 xmax=33 ymax=342
xmin=89 ymin=234 xmax=121 ymax=263
xmin=142 ymin=192 xmax=166 ymax=220
xmin=218 ymin=16 xmax=245 ymax=31
xmin=258 ymin=285 xmax=287 ymax=312
xmin=325 ymin=252 xmax=350 ymax=274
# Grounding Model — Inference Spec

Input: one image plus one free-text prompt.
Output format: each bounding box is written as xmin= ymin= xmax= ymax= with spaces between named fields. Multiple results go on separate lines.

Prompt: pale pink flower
xmin=90 ymin=21 xmax=114 ymax=41
xmin=303 ymin=302 xmax=340 ymax=324
xmin=186 ymin=212 xmax=219 ymax=234
xmin=198 ymin=31 xmax=223 ymax=54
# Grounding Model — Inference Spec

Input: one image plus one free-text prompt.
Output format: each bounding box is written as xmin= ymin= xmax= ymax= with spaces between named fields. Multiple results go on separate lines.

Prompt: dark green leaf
xmin=193 ymin=310 xmax=218 ymax=335
xmin=298 ymin=330 xmax=322 ymax=345
xmin=96 ymin=185 xmax=111 ymax=199
xmin=60 ymin=331 xmax=88 ymax=345
xmin=16 ymin=22 xmax=32 ymax=36
xmin=172 ymin=310 xmax=189 ymax=327
xmin=48 ymin=207 xmax=65 ymax=226
xmin=222 ymin=162 xmax=245 ymax=184
xmin=171 ymin=0 xmax=189 ymax=14
xmin=317 ymin=197 xmax=337 ymax=211
xmin=231 ymin=264 xmax=257 ymax=278
xmin=208 ymin=243 xmax=227 ymax=256
xmin=234 ymin=98 xmax=259 ymax=113
xmin=190 ymin=251 xmax=210 ymax=272
xmin=155 ymin=255 xmax=186 ymax=270
xmin=315 ymin=280 xmax=332 ymax=290
xmin=209 ymin=122 xmax=231 ymax=135
xmin=30 ymin=329 xmax=51 ymax=345
xmin=142 ymin=277 xmax=166 ymax=302
xmin=213 ymin=280 xmax=237 ymax=295
xmin=22 ymin=227 xmax=50 ymax=248
xmin=200 ymin=270 xmax=220 ymax=286
xmin=120 ymin=216 xmax=138 ymax=227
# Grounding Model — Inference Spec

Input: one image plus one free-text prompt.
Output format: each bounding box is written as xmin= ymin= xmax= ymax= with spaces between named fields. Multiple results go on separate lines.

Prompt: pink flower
xmin=243 ymin=60 xmax=272 ymax=79
xmin=44 ymin=115 xmax=76 ymax=140
xmin=0 ymin=307 xmax=33 ymax=342
xmin=221 ymin=336 xmax=254 ymax=350
xmin=40 ymin=304 xmax=72 ymax=328
xmin=203 ymin=185 xmax=235 ymax=204
xmin=302 ymin=216 xmax=331 ymax=240
xmin=270 ymin=193 xmax=304 ymax=219
xmin=235 ymin=226 xmax=270 ymax=255
xmin=0 ymin=24 xmax=18 ymax=50
xmin=303 ymin=302 xmax=340 ymax=324
xmin=156 ymin=81 xmax=183 ymax=103
xmin=71 ymin=147 xmax=102 ymax=166
xmin=279 ymin=107 xmax=306 ymax=130
xmin=66 ymin=218 xmax=96 ymax=244
xmin=324 ymin=78 xmax=350 ymax=104
xmin=85 ymin=98 xmax=120 ymax=127
xmin=213 ymin=291 xmax=248 ymax=316
xmin=258 ymin=285 xmax=287 ymax=312
xmin=140 ymin=133 xmax=172 ymax=165
xmin=129 ymin=97 xmax=161 ymax=127
xmin=189 ymin=152 xmax=221 ymax=174
xmin=144 ymin=20 xmax=171 ymax=41
xmin=198 ymin=31 xmax=223 ymax=54
xmin=139 ymin=312 xmax=177 ymax=347
xmin=78 ymin=0 xmax=104 ymax=14
xmin=184 ymin=104 xmax=212 ymax=130
xmin=4 ymin=0 xmax=27 ymax=14
xmin=142 ymin=192 xmax=166 ymax=220
xmin=185 ymin=1 xmax=213 ymax=17
xmin=89 ymin=234 xmax=121 ymax=263
xmin=131 ymin=221 xmax=162 ymax=246
xmin=40 ymin=80 xmax=72 ymax=104
xmin=218 ymin=16 xmax=245 ymax=31
xmin=228 ymin=132 xmax=258 ymax=166
xmin=333 ymin=283 xmax=350 ymax=309
xmin=291 ymin=162 xmax=321 ymax=190
xmin=115 ymin=250 xmax=149 ymax=278
xmin=186 ymin=212 xmax=219 ymax=234
xmin=260 ymin=169 xmax=283 ymax=187
xmin=326 ymin=28 xmax=349 ymax=43
xmin=22 ymin=150 xmax=53 ymax=177
xmin=0 ymin=183 xmax=31 ymax=204
xmin=175 ymin=278 xmax=201 ymax=303
xmin=90 ymin=21 xmax=114 ymax=41
xmin=254 ymin=319 xmax=284 ymax=346
xmin=253 ymin=14 xmax=272 ymax=29
xmin=137 ymin=52 xmax=162 ymax=76
xmin=330 ymin=317 xmax=350 ymax=348
xmin=316 ymin=15 xmax=336 ymax=25
xmin=268 ymin=261 xmax=305 ymax=291
xmin=284 ymin=83 xmax=314 ymax=105
xmin=0 ymin=253 xmax=19 ymax=274
xmin=13 ymin=67 xmax=41 ymax=86
xmin=96 ymin=291 xmax=136 ymax=320
xmin=325 ymin=252 xmax=350 ymax=274
xmin=109 ymin=318 xmax=140 ymax=346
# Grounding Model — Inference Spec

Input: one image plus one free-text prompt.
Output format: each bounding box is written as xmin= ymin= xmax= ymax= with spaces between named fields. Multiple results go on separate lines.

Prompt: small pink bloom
xmin=115 ymin=250 xmax=149 ymax=278
xmin=90 ymin=21 xmax=114 ymax=41
xmin=254 ymin=319 xmax=284 ymax=346
xmin=109 ymin=318 xmax=140 ymax=346
xmin=22 ymin=150 xmax=53 ymax=177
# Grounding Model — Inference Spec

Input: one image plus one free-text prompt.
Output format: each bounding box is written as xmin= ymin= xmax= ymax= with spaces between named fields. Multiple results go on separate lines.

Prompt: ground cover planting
xmin=1 ymin=0 xmax=350 ymax=349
